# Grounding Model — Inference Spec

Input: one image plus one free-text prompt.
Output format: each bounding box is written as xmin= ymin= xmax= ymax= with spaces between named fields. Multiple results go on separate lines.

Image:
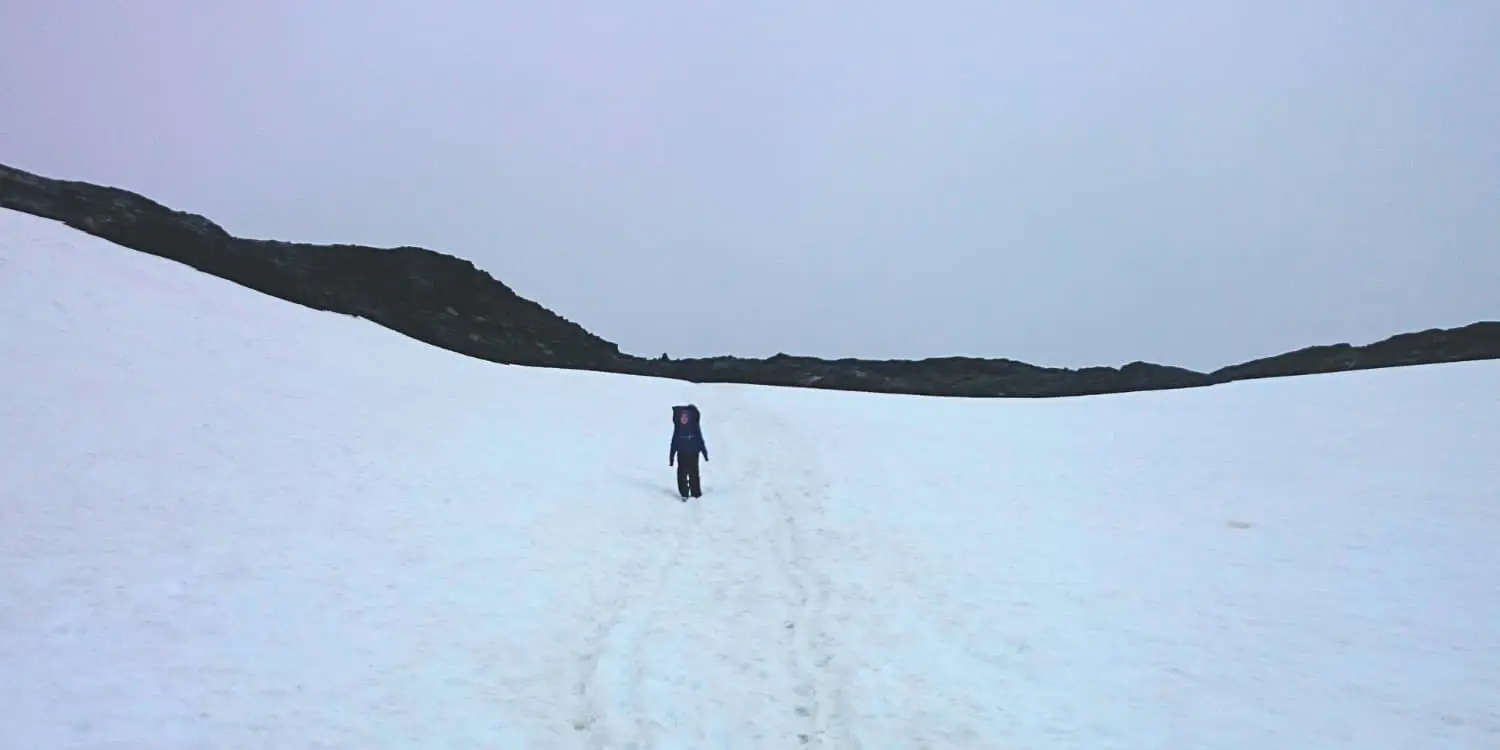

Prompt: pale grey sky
xmin=3 ymin=1 xmax=1496 ymax=370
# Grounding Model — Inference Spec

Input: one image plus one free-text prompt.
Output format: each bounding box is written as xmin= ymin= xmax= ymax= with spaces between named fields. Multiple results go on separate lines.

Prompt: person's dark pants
xmin=676 ymin=453 xmax=702 ymax=498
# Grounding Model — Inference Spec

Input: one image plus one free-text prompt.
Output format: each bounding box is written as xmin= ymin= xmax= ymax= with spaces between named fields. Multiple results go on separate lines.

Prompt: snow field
xmin=2 ymin=208 xmax=1497 ymax=748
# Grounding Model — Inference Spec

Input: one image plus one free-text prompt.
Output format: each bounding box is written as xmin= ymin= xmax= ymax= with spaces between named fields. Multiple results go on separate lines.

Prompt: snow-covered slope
xmin=2 ymin=207 xmax=1497 ymax=749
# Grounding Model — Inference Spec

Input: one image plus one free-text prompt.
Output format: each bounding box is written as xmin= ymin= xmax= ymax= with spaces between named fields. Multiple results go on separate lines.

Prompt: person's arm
xmin=669 ymin=434 xmax=678 ymax=465
xmin=700 ymin=432 xmax=709 ymax=461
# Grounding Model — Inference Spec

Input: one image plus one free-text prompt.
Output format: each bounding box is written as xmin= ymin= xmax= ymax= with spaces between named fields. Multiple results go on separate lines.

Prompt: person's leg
xmin=688 ymin=454 xmax=702 ymax=497
xmin=678 ymin=454 xmax=700 ymax=499
xmin=675 ymin=459 xmax=691 ymax=498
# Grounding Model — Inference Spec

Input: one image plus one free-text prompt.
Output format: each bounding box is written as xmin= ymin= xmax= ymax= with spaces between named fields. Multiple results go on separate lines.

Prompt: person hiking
xmin=669 ymin=404 xmax=709 ymax=500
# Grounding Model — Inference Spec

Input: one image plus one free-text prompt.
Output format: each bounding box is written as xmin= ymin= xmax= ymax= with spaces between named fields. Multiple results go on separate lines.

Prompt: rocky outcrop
xmin=3 ymin=161 xmax=1496 ymax=398
xmin=1208 ymin=322 xmax=1500 ymax=383
xmin=0 ymin=162 xmax=625 ymax=371
xmin=629 ymin=354 xmax=1212 ymax=397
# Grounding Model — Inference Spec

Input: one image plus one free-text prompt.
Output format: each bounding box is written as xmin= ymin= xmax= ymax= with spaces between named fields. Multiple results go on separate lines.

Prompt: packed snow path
xmin=570 ymin=397 xmax=844 ymax=748
xmin=3 ymin=208 xmax=1499 ymax=749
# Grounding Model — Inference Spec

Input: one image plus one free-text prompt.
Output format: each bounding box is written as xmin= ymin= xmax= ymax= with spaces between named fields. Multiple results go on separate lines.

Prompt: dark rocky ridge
xmin=4 ymin=161 xmax=1497 ymax=398
xmin=1209 ymin=322 xmax=1500 ymax=383
xmin=0 ymin=162 xmax=623 ymax=370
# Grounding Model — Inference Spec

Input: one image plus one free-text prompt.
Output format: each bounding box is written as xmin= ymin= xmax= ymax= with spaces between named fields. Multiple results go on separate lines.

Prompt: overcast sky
xmin=2 ymin=1 xmax=1496 ymax=370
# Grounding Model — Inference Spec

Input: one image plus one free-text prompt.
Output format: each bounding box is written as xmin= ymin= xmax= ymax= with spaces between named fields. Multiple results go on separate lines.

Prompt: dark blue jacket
xmin=670 ymin=426 xmax=708 ymax=462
